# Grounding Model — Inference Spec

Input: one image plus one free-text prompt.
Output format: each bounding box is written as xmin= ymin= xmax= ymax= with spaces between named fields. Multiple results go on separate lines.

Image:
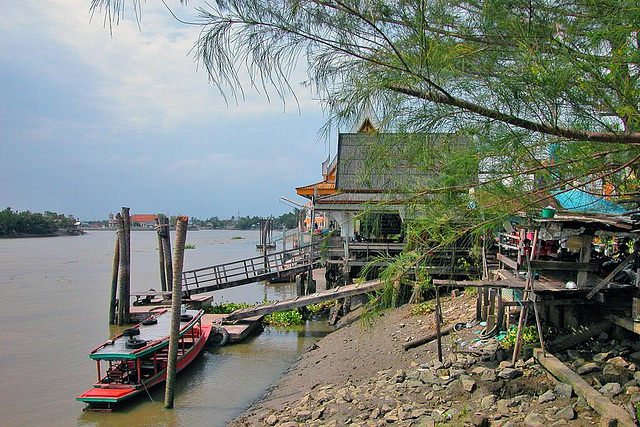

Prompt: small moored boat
xmin=77 ymin=309 xmax=211 ymax=411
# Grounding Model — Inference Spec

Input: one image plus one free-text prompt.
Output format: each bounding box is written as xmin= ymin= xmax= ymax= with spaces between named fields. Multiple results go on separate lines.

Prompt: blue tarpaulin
xmin=553 ymin=189 xmax=627 ymax=215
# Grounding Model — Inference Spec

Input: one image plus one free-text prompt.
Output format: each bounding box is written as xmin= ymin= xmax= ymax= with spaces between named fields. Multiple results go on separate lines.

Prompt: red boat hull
xmin=77 ymin=323 xmax=211 ymax=408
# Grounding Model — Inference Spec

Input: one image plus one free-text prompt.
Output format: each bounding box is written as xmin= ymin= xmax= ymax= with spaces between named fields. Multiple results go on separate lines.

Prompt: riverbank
xmin=228 ymin=290 xmax=640 ymax=426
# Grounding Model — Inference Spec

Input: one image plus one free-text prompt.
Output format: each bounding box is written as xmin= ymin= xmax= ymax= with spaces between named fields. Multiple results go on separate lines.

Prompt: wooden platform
xmin=224 ymin=279 xmax=383 ymax=322
xmin=201 ymin=314 xmax=263 ymax=343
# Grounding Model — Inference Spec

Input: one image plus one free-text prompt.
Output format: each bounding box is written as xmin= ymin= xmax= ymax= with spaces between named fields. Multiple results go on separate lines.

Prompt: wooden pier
xmin=181 ymin=246 xmax=321 ymax=296
xmin=202 ymin=314 xmax=263 ymax=343
xmin=223 ymin=278 xmax=383 ymax=322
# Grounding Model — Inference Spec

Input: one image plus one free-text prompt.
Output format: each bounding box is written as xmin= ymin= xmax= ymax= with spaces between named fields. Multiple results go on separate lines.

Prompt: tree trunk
xmin=164 ymin=216 xmax=188 ymax=409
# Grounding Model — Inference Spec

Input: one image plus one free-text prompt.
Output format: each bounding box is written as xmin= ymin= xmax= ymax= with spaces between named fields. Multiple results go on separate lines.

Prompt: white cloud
xmin=1 ymin=0 xmax=320 ymax=131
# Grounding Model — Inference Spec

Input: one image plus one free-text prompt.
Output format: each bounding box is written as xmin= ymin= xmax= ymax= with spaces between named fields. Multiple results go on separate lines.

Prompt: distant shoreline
xmin=0 ymin=230 xmax=85 ymax=239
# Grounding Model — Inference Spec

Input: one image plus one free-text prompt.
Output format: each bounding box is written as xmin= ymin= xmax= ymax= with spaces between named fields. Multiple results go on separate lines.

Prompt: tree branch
xmin=387 ymin=83 xmax=640 ymax=144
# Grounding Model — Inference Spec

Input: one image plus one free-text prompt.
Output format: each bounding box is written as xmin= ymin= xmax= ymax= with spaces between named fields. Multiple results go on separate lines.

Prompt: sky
xmin=0 ymin=1 xmax=335 ymax=221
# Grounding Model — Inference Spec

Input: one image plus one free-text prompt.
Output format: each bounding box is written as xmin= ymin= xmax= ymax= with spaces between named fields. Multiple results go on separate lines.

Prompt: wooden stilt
xmin=512 ymin=257 xmax=534 ymax=364
xmin=435 ymin=283 xmax=443 ymax=363
xmin=164 ymin=216 xmax=188 ymax=409
xmin=109 ymin=234 xmax=120 ymax=325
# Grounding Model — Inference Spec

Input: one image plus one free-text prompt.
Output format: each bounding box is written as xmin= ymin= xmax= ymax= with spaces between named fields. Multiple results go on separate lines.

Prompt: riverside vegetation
xmin=207 ymin=301 xmax=335 ymax=327
xmin=0 ymin=207 xmax=79 ymax=237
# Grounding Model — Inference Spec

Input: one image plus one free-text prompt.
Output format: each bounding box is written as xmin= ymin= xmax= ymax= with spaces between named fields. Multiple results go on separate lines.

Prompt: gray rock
xmin=577 ymin=362 xmax=599 ymax=375
xmin=555 ymin=405 xmax=575 ymax=420
xmin=539 ymin=390 xmax=556 ymax=404
xmin=497 ymin=399 xmax=511 ymax=414
xmin=265 ymin=414 xmax=278 ymax=426
xmin=597 ymin=331 xmax=609 ymax=341
xmin=498 ymin=368 xmax=523 ymax=379
xmin=480 ymin=394 xmax=496 ymax=409
xmin=312 ymin=407 xmax=324 ymax=420
xmin=279 ymin=422 xmax=298 ymax=427
xmin=555 ymin=382 xmax=573 ymax=398
xmin=599 ymin=382 xmax=622 ymax=397
xmin=524 ymin=412 xmax=546 ymax=426
xmin=461 ymin=378 xmax=476 ymax=392
xmin=296 ymin=410 xmax=312 ymax=422
xmin=481 ymin=369 xmax=497 ymax=382
xmin=602 ymin=364 xmax=623 ymax=384
xmin=499 ymin=361 xmax=514 ymax=369
xmin=608 ymin=356 xmax=630 ymax=368
xmin=394 ymin=369 xmax=406 ymax=383
xmin=629 ymin=351 xmax=640 ymax=363
xmin=593 ymin=352 xmax=612 ymax=362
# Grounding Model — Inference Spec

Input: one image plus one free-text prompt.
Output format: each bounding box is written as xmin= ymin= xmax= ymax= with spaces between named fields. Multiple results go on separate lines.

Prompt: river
xmin=0 ymin=229 xmax=331 ymax=426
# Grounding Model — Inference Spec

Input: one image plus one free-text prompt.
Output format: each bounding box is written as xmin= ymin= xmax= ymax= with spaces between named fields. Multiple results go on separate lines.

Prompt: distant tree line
xmin=0 ymin=208 xmax=77 ymax=236
xmin=188 ymin=209 xmax=300 ymax=230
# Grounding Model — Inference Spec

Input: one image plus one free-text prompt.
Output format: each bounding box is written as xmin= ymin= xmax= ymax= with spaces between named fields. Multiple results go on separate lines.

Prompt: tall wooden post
xmin=117 ymin=213 xmax=127 ymax=325
xmin=156 ymin=217 xmax=167 ymax=292
xmin=162 ymin=217 xmax=173 ymax=292
xmin=435 ymin=283 xmax=443 ymax=362
xmin=263 ymin=218 xmax=269 ymax=272
xmin=164 ymin=216 xmax=188 ymax=409
xmin=282 ymin=226 xmax=287 ymax=252
xmin=122 ymin=207 xmax=131 ymax=324
xmin=109 ymin=234 xmax=120 ymax=325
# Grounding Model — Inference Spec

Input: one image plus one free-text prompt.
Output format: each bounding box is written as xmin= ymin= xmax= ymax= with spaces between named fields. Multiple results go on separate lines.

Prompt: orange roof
xmin=295 ymin=181 xmax=337 ymax=198
xmin=130 ymin=214 xmax=157 ymax=223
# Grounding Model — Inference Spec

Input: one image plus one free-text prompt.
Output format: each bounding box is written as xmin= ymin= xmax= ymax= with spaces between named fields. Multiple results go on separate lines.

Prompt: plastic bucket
xmin=541 ymin=208 xmax=556 ymax=218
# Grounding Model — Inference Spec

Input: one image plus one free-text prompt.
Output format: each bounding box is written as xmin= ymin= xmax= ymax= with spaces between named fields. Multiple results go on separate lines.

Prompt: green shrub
xmin=409 ymin=301 xmax=435 ymax=316
xmin=306 ymin=300 xmax=335 ymax=315
xmin=497 ymin=325 xmax=539 ymax=350
xmin=207 ymin=302 xmax=253 ymax=314
xmin=231 ymin=236 xmax=244 ymax=240
xmin=185 ymin=244 xmax=196 ymax=249
xmin=264 ymin=309 xmax=304 ymax=326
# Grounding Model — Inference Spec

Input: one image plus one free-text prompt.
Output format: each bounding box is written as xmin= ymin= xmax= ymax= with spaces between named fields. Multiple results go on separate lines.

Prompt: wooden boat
xmin=77 ymin=309 xmax=211 ymax=411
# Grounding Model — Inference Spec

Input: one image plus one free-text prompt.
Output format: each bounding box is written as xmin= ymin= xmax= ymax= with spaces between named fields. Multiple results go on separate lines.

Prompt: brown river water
xmin=0 ymin=229 xmax=332 ymax=426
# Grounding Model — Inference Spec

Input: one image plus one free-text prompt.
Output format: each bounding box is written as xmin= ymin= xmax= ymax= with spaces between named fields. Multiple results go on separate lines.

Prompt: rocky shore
xmin=230 ymin=291 xmax=639 ymax=426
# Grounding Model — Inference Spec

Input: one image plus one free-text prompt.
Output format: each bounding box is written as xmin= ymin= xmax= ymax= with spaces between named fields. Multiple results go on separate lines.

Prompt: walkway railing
xmin=182 ymin=246 xmax=321 ymax=295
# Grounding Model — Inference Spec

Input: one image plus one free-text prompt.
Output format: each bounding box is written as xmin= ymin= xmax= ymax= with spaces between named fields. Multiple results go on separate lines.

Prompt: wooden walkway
xmin=224 ymin=279 xmax=383 ymax=322
xmin=181 ymin=246 xmax=322 ymax=296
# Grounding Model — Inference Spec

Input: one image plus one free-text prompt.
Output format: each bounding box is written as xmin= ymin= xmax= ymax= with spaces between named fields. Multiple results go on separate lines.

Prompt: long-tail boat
xmin=77 ymin=309 xmax=211 ymax=411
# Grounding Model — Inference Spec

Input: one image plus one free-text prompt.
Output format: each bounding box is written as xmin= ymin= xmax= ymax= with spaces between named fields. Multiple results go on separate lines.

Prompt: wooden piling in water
xmin=156 ymin=217 xmax=167 ymax=292
xmin=161 ymin=216 xmax=173 ymax=292
xmin=116 ymin=213 xmax=127 ymax=325
xmin=109 ymin=234 xmax=120 ymax=325
xmin=164 ymin=216 xmax=188 ymax=409
xmin=123 ymin=207 xmax=131 ymax=324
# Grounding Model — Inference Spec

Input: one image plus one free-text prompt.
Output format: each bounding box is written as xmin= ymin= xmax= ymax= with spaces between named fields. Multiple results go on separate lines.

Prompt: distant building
xmin=130 ymin=214 xmax=157 ymax=228
xmin=107 ymin=213 xmax=158 ymax=228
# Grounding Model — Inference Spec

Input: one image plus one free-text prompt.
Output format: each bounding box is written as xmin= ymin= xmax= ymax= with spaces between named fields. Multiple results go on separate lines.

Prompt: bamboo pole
xmin=164 ymin=216 xmax=188 ymax=409
xmin=109 ymin=233 xmax=120 ymax=325
xmin=116 ymin=213 xmax=127 ymax=325
xmin=122 ymin=207 xmax=131 ymax=324
xmin=156 ymin=217 xmax=167 ymax=292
